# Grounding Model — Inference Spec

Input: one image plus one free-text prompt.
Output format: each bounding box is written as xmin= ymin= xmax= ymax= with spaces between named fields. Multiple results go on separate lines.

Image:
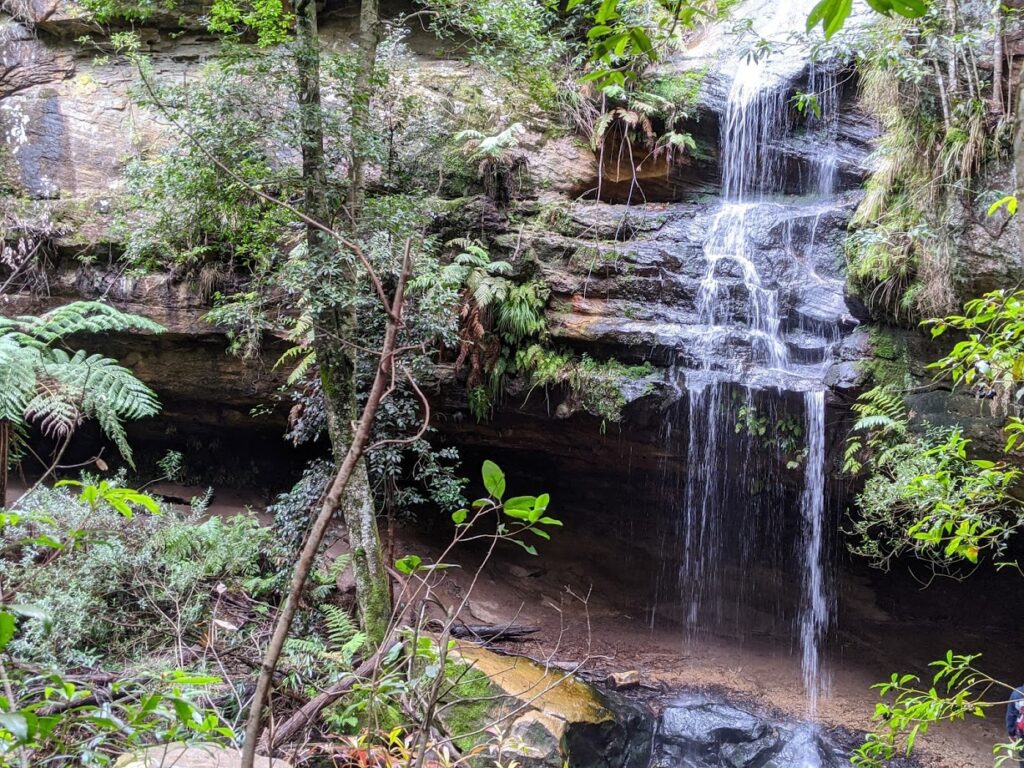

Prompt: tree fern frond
xmin=1 ymin=301 xmax=165 ymax=348
xmin=23 ymin=392 xmax=81 ymax=439
xmin=45 ymin=351 xmax=161 ymax=421
xmin=0 ymin=337 xmax=39 ymax=422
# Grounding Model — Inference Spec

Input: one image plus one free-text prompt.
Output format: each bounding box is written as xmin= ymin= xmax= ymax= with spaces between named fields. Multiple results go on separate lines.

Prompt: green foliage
xmin=734 ymin=401 xmax=805 ymax=469
xmin=422 ymin=0 xmax=566 ymax=105
xmin=840 ymin=7 xmax=1008 ymax=321
xmin=517 ymin=345 xmax=654 ymax=427
xmin=844 ymin=387 xmax=1021 ymax=574
xmin=452 ymin=124 xmax=527 ymax=204
xmin=927 ymin=289 xmax=1024 ymax=417
xmin=1 ymin=483 xmax=286 ymax=665
xmin=120 ymin=52 xmax=299 ymax=276
xmin=567 ymin=0 xmax=706 ymax=90
xmin=0 ymin=669 xmax=234 ymax=766
xmin=82 ymin=0 xmax=291 ymax=45
xmin=853 ymin=651 xmax=1017 ymax=767
xmin=0 ymin=302 xmax=162 ymax=468
xmin=807 ymin=0 xmax=926 ymax=40
xmin=54 ymin=479 xmax=160 ymax=517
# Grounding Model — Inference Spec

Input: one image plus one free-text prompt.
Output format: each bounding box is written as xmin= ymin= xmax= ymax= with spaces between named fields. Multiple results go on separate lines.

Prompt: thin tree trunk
xmin=993 ymin=0 xmax=1004 ymax=115
xmin=295 ymin=0 xmax=391 ymax=645
xmin=1014 ymin=64 xmax=1024 ymax=267
xmin=349 ymin=0 xmax=380 ymax=221
xmin=945 ymin=0 xmax=959 ymax=97
xmin=239 ymin=248 xmax=411 ymax=768
xmin=0 ymin=420 xmax=8 ymax=508
xmin=934 ymin=59 xmax=952 ymax=130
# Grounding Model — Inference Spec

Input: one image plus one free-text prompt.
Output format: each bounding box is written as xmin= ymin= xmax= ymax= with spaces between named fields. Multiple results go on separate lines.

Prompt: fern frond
xmin=0 ymin=301 xmax=165 ymax=348
xmin=0 ymin=337 xmax=39 ymax=422
xmin=285 ymin=351 xmax=316 ymax=387
xmin=322 ymin=604 xmax=360 ymax=653
xmin=45 ymin=350 xmax=161 ymax=420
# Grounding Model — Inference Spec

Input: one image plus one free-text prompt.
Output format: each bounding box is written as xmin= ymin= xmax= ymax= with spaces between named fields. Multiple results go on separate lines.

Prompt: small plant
xmin=452 ymin=123 xmax=527 ymax=204
xmin=53 ymin=479 xmax=160 ymax=518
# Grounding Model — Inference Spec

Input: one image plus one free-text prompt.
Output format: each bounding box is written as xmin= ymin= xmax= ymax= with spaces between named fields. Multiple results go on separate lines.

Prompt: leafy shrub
xmin=2 ymin=484 xmax=286 ymax=665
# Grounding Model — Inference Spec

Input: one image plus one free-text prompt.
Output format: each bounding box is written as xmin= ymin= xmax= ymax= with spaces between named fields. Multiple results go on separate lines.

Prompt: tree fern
xmin=0 ymin=301 xmax=164 ymax=349
xmin=0 ymin=302 xmax=163 ymax=469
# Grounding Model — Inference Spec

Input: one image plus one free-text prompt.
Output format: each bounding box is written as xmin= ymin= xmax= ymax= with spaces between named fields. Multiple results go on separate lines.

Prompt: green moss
xmin=442 ymin=666 xmax=497 ymax=753
xmin=858 ymin=326 xmax=912 ymax=390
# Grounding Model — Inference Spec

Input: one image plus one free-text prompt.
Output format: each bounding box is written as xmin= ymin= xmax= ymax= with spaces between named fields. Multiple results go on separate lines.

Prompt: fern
xmin=496 ymin=282 xmax=548 ymax=345
xmin=844 ymin=387 xmax=910 ymax=475
xmin=0 ymin=301 xmax=164 ymax=349
xmin=322 ymin=604 xmax=365 ymax=660
xmin=0 ymin=302 xmax=163 ymax=468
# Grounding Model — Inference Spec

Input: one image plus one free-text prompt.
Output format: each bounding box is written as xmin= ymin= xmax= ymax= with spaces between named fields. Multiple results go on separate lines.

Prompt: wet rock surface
xmin=654 ymin=695 xmax=848 ymax=768
xmin=442 ymin=645 xmax=653 ymax=768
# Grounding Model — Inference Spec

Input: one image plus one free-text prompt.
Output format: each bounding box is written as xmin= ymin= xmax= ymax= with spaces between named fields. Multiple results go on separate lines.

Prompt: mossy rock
xmin=440 ymin=644 xmax=653 ymax=768
xmin=857 ymin=326 xmax=912 ymax=390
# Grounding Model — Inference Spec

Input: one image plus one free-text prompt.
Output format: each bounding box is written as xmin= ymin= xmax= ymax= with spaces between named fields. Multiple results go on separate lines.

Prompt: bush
xmin=2 ymin=483 xmax=287 ymax=665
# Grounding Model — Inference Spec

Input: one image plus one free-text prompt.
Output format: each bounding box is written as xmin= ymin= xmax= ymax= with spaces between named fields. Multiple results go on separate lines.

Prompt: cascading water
xmin=800 ymin=390 xmax=828 ymax=717
xmin=673 ymin=1 xmax=844 ymax=722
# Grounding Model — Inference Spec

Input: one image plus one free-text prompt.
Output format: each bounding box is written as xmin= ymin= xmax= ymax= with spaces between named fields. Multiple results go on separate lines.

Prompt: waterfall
xmin=675 ymin=1 xmax=838 ymax=715
xmin=800 ymin=390 xmax=828 ymax=715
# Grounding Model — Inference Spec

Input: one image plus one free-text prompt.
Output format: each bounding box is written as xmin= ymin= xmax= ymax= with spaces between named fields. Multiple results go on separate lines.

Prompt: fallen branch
xmin=264 ymin=646 xmax=389 ymax=751
xmin=439 ymin=622 xmax=540 ymax=642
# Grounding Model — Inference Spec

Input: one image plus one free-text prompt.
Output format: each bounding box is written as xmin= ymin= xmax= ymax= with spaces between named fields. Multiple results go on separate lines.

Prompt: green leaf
xmin=0 ymin=613 xmax=14 ymax=651
xmin=451 ymin=509 xmax=468 ymax=525
xmin=481 ymin=460 xmax=506 ymax=500
xmin=395 ymin=555 xmax=422 ymax=575
xmin=0 ymin=713 xmax=28 ymax=741
xmin=987 ymin=195 xmax=1018 ymax=218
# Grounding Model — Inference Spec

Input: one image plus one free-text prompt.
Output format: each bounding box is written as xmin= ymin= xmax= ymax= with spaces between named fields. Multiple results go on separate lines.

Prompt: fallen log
xmin=444 ymin=622 xmax=540 ymax=642
xmin=263 ymin=644 xmax=393 ymax=752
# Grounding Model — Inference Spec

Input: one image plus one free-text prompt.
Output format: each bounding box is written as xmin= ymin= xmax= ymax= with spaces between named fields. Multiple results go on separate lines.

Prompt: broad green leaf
xmin=395 ymin=554 xmax=422 ymax=575
xmin=481 ymin=460 xmax=506 ymax=500
xmin=0 ymin=613 xmax=14 ymax=651
xmin=0 ymin=712 xmax=28 ymax=741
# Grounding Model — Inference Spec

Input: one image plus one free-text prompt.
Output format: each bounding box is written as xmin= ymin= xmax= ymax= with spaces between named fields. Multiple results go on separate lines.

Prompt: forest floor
xmin=21 ymin=477 xmax=1005 ymax=768
xmin=411 ymin=529 xmax=1015 ymax=768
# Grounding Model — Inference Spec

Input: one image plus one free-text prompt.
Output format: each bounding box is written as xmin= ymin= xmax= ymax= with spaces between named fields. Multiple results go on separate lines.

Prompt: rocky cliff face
xmin=4 ymin=0 xmax=1024 ymax=614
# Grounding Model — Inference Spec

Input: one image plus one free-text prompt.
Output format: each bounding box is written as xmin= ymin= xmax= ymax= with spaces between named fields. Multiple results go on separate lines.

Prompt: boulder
xmin=441 ymin=644 xmax=653 ymax=768
xmin=653 ymin=697 xmax=847 ymax=768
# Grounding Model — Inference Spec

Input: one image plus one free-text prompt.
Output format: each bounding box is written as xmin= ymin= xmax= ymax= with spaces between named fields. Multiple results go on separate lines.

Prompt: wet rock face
xmin=654 ymin=696 xmax=848 ymax=768
xmin=511 ymin=194 xmax=860 ymax=392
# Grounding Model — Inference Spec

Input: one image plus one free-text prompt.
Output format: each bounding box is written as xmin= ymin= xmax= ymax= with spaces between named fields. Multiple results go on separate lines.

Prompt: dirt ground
xmin=412 ymin=530 xmax=1016 ymax=768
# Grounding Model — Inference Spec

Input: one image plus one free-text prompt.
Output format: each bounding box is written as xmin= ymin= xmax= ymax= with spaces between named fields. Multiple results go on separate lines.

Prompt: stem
xmin=239 ymin=246 xmax=411 ymax=768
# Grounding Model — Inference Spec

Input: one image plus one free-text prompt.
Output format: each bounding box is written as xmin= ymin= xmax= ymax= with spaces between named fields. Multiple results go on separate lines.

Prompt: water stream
xmin=674 ymin=2 xmax=840 ymax=720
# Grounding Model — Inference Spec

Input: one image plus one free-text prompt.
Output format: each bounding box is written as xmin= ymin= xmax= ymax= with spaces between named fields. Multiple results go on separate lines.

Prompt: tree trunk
xmin=993 ymin=0 xmax=1004 ymax=115
xmin=945 ymin=0 xmax=959 ymax=96
xmin=297 ymin=0 xmax=390 ymax=642
xmin=1014 ymin=64 xmax=1024 ymax=267
xmin=0 ymin=420 xmax=8 ymax=508
xmin=348 ymin=0 xmax=380 ymax=221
